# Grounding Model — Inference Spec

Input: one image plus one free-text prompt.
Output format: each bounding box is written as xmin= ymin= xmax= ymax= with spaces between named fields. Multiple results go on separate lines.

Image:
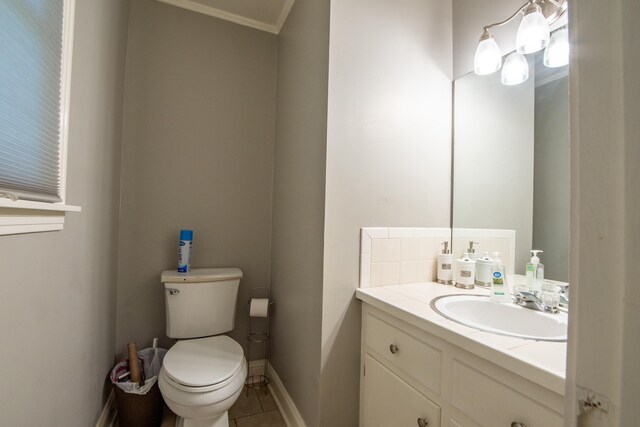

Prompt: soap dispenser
xmin=437 ymin=241 xmax=454 ymax=285
xmin=525 ymin=250 xmax=544 ymax=291
xmin=466 ymin=241 xmax=479 ymax=262
xmin=475 ymin=252 xmax=493 ymax=287
xmin=490 ymin=252 xmax=510 ymax=303
xmin=454 ymin=253 xmax=476 ymax=289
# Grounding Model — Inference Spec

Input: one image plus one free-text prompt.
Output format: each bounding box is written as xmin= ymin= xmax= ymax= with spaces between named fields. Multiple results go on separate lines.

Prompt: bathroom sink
xmin=431 ymin=294 xmax=568 ymax=342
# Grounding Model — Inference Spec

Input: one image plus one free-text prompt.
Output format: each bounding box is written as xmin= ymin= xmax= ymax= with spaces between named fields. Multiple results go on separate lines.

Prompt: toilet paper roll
xmin=249 ymin=298 xmax=270 ymax=318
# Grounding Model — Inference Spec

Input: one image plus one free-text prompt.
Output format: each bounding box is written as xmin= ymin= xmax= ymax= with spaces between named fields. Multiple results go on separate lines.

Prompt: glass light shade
xmin=501 ymin=52 xmax=529 ymax=85
xmin=474 ymin=35 xmax=502 ymax=75
xmin=516 ymin=7 xmax=550 ymax=54
xmin=544 ymin=29 xmax=569 ymax=67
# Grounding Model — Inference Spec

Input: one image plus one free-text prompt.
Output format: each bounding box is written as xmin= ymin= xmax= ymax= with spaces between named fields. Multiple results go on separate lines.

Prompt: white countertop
xmin=356 ymin=282 xmax=567 ymax=395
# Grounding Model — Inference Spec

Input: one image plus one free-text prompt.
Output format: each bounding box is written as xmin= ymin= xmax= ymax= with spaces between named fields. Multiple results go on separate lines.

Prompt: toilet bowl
xmin=159 ymin=268 xmax=246 ymax=427
xmin=158 ymin=335 xmax=248 ymax=427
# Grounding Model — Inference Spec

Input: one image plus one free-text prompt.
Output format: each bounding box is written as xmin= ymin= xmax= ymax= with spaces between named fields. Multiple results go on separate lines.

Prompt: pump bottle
xmin=437 ymin=241 xmax=454 ymax=285
xmin=465 ymin=241 xmax=479 ymax=262
xmin=490 ymin=252 xmax=510 ymax=303
xmin=525 ymin=250 xmax=544 ymax=291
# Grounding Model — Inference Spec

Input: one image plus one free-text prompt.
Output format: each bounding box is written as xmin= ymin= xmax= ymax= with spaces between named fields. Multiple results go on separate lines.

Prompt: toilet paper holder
xmin=245 ymin=287 xmax=274 ymax=395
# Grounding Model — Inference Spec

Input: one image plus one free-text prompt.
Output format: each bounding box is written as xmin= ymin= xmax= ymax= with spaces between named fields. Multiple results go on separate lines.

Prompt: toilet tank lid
xmin=161 ymin=268 xmax=243 ymax=283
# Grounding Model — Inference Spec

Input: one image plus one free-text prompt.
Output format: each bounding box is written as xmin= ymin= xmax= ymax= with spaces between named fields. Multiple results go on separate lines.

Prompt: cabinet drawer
xmin=365 ymin=313 xmax=442 ymax=395
xmin=451 ymin=360 xmax=563 ymax=427
xmin=363 ymin=354 xmax=440 ymax=427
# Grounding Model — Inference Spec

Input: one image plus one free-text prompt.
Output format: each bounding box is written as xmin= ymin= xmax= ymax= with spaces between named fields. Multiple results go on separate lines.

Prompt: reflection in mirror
xmin=452 ymin=50 xmax=569 ymax=283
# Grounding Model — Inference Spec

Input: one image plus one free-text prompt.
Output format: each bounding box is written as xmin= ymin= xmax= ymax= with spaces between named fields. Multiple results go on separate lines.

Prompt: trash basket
xmin=113 ymin=382 xmax=164 ymax=427
xmin=110 ymin=346 xmax=168 ymax=427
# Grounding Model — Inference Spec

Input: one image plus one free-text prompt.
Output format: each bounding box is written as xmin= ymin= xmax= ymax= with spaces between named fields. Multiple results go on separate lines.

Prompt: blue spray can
xmin=178 ymin=230 xmax=193 ymax=273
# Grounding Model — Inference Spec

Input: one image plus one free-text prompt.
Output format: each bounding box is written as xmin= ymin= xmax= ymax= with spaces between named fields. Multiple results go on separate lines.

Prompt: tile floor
xmin=116 ymin=386 xmax=285 ymax=427
xmin=228 ymin=387 xmax=285 ymax=427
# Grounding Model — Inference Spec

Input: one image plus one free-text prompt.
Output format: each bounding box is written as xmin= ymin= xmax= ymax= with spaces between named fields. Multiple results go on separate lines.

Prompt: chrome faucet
xmin=514 ymin=289 xmax=560 ymax=314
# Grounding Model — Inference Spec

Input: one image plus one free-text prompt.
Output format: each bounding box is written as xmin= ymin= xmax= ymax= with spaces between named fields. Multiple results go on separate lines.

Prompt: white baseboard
xmin=265 ymin=361 xmax=307 ymax=427
xmin=95 ymin=389 xmax=117 ymax=427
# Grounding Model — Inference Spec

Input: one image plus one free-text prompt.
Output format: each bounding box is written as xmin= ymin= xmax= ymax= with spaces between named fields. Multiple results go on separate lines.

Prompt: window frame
xmin=0 ymin=0 xmax=81 ymax=236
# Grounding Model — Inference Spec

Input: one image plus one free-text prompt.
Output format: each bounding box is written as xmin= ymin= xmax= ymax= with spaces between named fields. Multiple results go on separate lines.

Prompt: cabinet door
xmin=451 ymin=360 xmax=563 ymax=427
xmin=363 ymin=354 xmax=441 ymax=427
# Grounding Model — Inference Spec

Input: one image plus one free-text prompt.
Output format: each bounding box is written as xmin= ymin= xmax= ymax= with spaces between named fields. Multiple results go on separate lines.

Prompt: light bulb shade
xmin=516 ymin=6 xmax=550 ymax=54
xmin=544 ymin=29 xmax=569 ymax=67
xmin=474 ymin=35 xmax=502 ymax=75
xmin=501 ymin=52 xmax=529 ymax=85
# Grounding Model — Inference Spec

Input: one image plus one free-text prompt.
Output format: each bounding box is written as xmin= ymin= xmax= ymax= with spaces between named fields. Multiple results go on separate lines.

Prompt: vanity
xmin=354 ymin=8 xmax=571 ymax=424
xmin=356 ymin=282 xmax=566 ymax=427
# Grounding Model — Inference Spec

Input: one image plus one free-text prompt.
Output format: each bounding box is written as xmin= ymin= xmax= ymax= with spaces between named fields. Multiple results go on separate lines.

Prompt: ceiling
xmin=157 ymin=0 xmax=295 ymax=34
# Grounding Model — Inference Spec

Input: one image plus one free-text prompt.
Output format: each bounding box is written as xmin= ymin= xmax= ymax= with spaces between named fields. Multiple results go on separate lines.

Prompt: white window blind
xmin=0 ymin=0 xmax=65 ymax=202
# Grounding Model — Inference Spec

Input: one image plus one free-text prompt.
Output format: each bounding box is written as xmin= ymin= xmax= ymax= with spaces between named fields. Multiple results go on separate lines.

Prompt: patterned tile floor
xmin=115 ymin=387 xmax=285 ymax=427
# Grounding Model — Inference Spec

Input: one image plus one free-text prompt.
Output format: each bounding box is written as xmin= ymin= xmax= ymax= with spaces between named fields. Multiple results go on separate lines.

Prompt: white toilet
xmin=158 ymin=268 xmax=247 ymax=427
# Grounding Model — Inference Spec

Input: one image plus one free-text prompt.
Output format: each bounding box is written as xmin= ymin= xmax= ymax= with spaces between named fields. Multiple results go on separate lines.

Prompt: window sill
xmin=0 ymin=199 xmax=81 ymax=236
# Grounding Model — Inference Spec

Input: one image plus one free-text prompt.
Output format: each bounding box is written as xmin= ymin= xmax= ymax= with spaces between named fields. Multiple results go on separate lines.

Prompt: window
xmin=0 ymin=0 xmax=80 ymax=235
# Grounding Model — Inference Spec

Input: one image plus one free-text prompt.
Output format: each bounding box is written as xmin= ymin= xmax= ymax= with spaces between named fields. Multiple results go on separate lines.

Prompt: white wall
xmin=453 ymin=67 xmax=534 ymax=273
xmin=321 ymin=0 xmax=453 ymax=424
xmin=116 ymin=0 xmax=277 ymax=357
xmin=0 ymin=0 xmax=130 ymax=425
xmin=566 ymin=0 xmax=640 ymax=424
xmin=269 ymin=0 xmax=330 ymax=424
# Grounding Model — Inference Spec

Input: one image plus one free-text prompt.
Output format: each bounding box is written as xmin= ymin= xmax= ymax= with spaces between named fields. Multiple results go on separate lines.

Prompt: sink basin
xmin=431 ymin=294 xmax=568 ymax=342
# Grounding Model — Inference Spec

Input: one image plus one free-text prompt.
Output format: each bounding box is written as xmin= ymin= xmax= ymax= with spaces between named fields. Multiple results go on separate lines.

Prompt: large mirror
xmin=452 ymin=50 xmax=569 ymax=282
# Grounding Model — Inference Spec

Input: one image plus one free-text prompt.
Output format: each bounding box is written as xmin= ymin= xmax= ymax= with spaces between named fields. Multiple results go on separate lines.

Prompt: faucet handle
xmin=541 ymin=290 xmax=561 ymax=311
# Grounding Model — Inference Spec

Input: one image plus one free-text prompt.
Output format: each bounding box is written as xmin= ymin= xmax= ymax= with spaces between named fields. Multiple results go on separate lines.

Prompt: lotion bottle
xmin=525 ymin=250 xmax=544 ymax=291
xmin=466 ymin=241 xmax=480 ymax=262
xmin=437 ymin=241 xmax=454 ymax=285
xmin=490 ymin=252 xmax=510 ymax=303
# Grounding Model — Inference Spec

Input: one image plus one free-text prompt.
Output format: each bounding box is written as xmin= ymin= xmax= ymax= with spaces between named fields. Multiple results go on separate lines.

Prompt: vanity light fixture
xmin=502 ymin=52 xmax=530 ymax=85
xmin=516 ymin=1 xmax=550 ymax=54
xmin=544 ymin=28 xmax=570 ymax=67
xmin=474 ymin=29 xmax=503 ymax=75
xmin=472 ymin=0 xmax=568 ymax=81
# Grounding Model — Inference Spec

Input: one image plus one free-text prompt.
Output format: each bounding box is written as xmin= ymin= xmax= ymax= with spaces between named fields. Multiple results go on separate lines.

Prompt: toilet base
xmin=176 ymin=412 xmax=229 ymax=427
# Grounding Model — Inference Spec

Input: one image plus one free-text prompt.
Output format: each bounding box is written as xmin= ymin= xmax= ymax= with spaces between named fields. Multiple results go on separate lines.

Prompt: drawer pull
xmin=417 ymin=418 xmax=428 ymax=427
xmin=511 ymin=423 xmax=527 ymax=427
xmin=389 ymin=344 xmax=399 ymax=354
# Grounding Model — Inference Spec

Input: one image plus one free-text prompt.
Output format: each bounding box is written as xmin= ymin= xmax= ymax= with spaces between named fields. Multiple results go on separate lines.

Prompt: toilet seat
xmin=162 ymin=336 xmax=244 ymax=393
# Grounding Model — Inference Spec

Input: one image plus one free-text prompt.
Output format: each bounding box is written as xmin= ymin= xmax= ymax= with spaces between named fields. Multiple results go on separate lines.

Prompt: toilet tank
xmin=161 ymin=268 xmax=243 ymax=339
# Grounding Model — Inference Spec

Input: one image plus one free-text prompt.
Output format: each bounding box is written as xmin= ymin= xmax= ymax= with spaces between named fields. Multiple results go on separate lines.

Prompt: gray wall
xmin=116 ymin=0 xmax=277 ymax=356
xmin=452 ymin=67 xmax=535 ymax=274
xmin=269 ymin=0 xmax=330 ymax=424
xmin=321 ymin=0 xmax=453 ymax=424
xmin=0 ymin=0 xmax=130 ymax=425
xmin=620 ymin=1 xmax=640 ymax=423
xmin=533 ymin=76 xmax=570 ymax=282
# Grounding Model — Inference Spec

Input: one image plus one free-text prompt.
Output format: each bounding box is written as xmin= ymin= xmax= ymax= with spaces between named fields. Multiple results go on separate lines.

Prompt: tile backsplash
xmin=360 ymin=227 xmax=451 ymax=288
xmin=452 ymin=228 xmax=516 ymax=275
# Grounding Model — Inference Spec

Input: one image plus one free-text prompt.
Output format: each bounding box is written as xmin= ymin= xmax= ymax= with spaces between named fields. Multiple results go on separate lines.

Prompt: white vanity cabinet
xmin=362 ymin=354 xmax=440 ymax=427
xmin=359 ymin=304 xmax=564 ymax=427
